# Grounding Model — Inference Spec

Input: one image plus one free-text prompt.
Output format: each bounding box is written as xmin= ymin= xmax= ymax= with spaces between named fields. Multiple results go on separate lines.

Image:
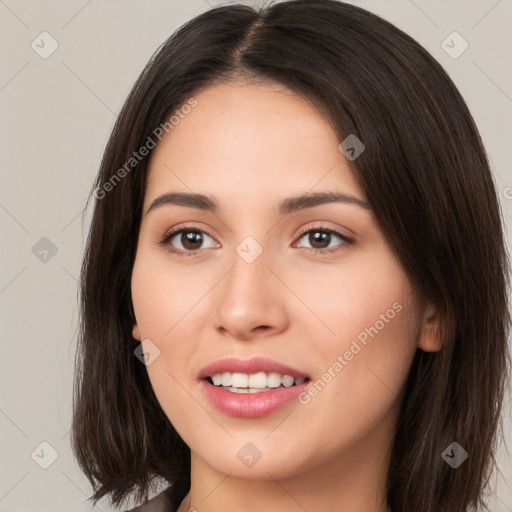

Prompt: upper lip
xmin=198 ymin=357 xmax=310 ymax=380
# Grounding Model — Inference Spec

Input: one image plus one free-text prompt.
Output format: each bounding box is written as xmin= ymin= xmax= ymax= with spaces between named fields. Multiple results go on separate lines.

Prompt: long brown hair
xmin=72 ymin=1 xmax=511 ymax=511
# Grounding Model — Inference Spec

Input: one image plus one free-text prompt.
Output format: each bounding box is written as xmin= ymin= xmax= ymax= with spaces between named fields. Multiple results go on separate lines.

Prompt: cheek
xmin=130 ymin=249 xmax=206 ymax=416
xmin=131 ymin=246 xmax=199 ymax=337
xmin=293 ymin=252 xmax=419 ymax=413
xmin=304 ymin=310 xmax=417 ymax=457
xmin=292 ymin=247 xmax=416 ymax=350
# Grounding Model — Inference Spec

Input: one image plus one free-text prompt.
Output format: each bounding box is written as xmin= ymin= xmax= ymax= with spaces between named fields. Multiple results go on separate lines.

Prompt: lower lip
xmin=200 ymin=378 xmax=311 ymax=418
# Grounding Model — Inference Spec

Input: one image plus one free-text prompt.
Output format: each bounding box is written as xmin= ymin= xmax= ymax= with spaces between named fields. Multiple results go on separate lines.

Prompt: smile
xmin=207 ymin=371 xmax=307 ymax=392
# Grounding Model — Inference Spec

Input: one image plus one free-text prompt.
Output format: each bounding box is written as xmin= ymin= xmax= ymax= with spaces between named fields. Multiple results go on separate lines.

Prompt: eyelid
xmin=294 ymin=221 xmax=353 ymax=240
xmin=292 ymin=223 xmax=354 ymax=252
xmin=157 ymin=222 xmax=355 ymax=256
xmin=157 ymin=224 xmax=218 ymax=251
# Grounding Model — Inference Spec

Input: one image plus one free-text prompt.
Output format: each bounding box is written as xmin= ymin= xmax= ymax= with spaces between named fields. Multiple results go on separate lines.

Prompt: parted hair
xmin=71 ymin=1 xmax=511 ymax=511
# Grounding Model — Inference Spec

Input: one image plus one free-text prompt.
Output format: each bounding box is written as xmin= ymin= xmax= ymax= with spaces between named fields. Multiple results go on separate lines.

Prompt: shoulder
xmin=121 ymin=487 xmax=177 ymax=512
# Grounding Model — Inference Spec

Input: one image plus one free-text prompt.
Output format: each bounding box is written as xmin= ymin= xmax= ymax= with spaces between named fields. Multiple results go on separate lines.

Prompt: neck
xmin=176 ymin=437 xmax=392 ymax=512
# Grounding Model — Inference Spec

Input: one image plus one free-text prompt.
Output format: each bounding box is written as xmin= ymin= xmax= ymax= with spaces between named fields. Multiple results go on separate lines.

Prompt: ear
xmin=417 ymin=300 xmax=443 ymax=352
xmin=132 ymin=323 xmax=142 ymax=341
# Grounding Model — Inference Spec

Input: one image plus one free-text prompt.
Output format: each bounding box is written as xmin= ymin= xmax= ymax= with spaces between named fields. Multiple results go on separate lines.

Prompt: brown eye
xmin=294 ymin=227 xmax=354 ymax=255
xmin=158 ymin=227 xmax=218 ymax=256
xmin=305 ymin=230 xmax=331 ymax=250
xmin=175 ymin=230 xmax=204 ymax=251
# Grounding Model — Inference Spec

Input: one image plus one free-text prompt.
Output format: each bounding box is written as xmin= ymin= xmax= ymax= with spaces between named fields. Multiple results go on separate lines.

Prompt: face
xmin=131 ymin=81 xmax=439 ymax=483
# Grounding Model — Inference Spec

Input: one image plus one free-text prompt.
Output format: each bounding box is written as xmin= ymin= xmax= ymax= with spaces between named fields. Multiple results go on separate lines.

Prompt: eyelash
xmin=157 ymin=224 xmax=354 ymax=258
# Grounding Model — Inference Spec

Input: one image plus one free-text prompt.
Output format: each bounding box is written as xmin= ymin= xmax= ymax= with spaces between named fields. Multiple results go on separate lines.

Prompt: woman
xmin=71 ymin=1 xmax=511 ymax=511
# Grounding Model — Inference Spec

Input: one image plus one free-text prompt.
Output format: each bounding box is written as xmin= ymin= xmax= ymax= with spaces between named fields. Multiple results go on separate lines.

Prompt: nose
xmin=212 ymin=244 xmax=289 ymax=341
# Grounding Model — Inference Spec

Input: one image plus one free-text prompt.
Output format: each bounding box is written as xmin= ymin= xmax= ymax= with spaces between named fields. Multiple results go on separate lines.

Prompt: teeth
xmin=220 ymin=386 xmax=273 ymax=394
xmin=267 ymin=372 xmax=282 ymax=388
xmin=231 ymin=373 xmax=248 ymax=387
xmin=212 ymin=374 xmax=223 ymax=386
xmin=281 ymin=375 xmax=295 ymax=387
xmin=209 ymin=371 xmax=306 ymax=389
xmin=249 ymin=371 xmax=267 ymax=388
xmin=221 ymin=372 xmax=232 ymax=386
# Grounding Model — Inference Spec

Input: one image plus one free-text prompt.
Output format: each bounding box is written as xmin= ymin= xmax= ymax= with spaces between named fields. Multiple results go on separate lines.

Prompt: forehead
xmin=145 ymin=82 xmax=364 ymax=208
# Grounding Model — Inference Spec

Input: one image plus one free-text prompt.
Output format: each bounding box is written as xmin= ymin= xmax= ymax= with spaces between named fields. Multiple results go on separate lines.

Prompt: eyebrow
xmin=145 ymin=191 xmax=371 ymax=216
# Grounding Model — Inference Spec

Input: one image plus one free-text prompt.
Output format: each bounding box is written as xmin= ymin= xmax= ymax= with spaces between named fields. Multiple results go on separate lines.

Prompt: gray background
xmin=0 ymin=0 xmax=511 ymax=511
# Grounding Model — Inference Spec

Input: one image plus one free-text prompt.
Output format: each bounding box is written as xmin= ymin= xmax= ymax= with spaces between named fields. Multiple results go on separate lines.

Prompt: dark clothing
xmin=124 ymin=486 xmax=185 ymax=512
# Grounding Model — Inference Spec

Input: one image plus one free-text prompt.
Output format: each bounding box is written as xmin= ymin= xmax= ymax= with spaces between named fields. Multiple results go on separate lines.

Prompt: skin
xmin=131 ymin=81 xmax=441 ymax=512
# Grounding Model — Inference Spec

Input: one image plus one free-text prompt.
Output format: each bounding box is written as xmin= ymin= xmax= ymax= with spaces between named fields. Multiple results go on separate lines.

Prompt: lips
xmin=198 ymin=356 xmax=310 ymax=380
xmin=199 ymin=377 xmax=311 ymax=418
